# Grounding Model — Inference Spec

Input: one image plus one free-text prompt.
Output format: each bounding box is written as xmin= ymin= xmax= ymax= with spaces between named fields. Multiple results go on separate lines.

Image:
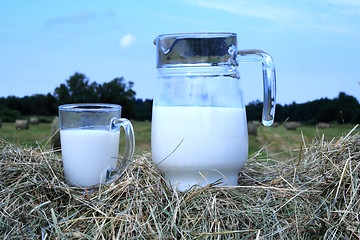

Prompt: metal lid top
xmin=154 ymin=33 xmax=237 ymax=68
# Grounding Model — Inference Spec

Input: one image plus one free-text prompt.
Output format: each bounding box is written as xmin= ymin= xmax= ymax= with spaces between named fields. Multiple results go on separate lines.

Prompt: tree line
xmin=0 ymin=73 xmax=152 ymax=122
xmin=246 ymin=92 xmax=360 ymax=124
xmin=0 ymin=72 xmax=359 ymax=124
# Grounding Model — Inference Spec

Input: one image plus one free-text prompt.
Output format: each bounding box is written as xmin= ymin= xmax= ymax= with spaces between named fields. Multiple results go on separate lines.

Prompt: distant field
xmin=0 ymin=120 xmax=357 ymax=158
xmin=0 ymin=122 xmax=53 ymax=147
xmin=250 ymin=123 xmax=358 ymax=158
xmin=0 ymin=121 xmax=151 ymax=155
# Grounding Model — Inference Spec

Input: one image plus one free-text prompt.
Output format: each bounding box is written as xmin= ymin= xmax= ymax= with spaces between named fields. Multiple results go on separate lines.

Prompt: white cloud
xmin=44 ymin=10 xmax=116 ymax=29
xmin=46 ymin=11 xmax=97 ymax=26
xmin=120 ymin=34 xmax=136 ymax=47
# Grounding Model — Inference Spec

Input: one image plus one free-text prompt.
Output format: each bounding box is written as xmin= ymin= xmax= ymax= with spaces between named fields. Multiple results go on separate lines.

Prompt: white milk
xmin=151 ymin=106 xmax=248 ymax=191
xmin=60 ymin=129 xmax=120 ymax=187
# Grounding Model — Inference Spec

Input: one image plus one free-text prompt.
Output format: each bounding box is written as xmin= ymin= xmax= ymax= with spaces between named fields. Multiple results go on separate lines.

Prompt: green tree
xmin=66 ymin=72 xmax=99 ymax=103
xmin=0 ymin=104 xmax=21 ymax=122
xmin=246 ymin=100 xmax=262 ymax=121
xmin=317 ymin=104 xmax=337 ymax=122
xmin=46 ymin=93 xmax=58 ymax=115
xmin=336 ymin=92 xmax=359 ymax=124
xmin=352 ymin=110 xmax=360 ymax=124
xmin=134 ymin=99 xmax=153 ymax=121
xmin=54 ymin=72 xmax=99 ymax=104
xmin=54 ymin=83 xmax=71 ymax=105
xmin=54 ymin=73 xmax=136 ymax=118
xmin=98 ymin=77 xmax=136 ymax=118
xmin=23 ymin=94 xmax=52 ymax=115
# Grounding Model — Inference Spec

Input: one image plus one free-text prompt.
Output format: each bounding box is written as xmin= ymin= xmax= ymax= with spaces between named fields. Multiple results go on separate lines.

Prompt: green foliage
xmin=54 ymin=73 xmax=137 ymax=119
xmin=335 ymin=92 xmax=359 ymax=124
xmin=352 ymin=110 xmax=360 ymax=124
xmin=0 ymin=94 xmax=57 ymax=118
xmin=317 ymin=104 xmax=337 ymax=122
xmin=0 ymin=104 xmax=21 ymax=122
xmin=247 ymin=92 xmax=359 ymax=124
xmin=0 ymin=71 xmax=358 ymax=124
xmin=54 ymin=72 xmax=99 ymax=104
xmin=134 ymin=99 xmax=153 ymax=121
xmin=0 ymin=72 xmax=144 ymax=121
xmin=246 ymin=100 xmax=262 ymax=121
xmin=97 ymin=78 xmax=136 ymax=118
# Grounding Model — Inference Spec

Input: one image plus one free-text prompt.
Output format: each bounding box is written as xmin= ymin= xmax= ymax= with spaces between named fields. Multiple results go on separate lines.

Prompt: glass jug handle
xmin=237 ymin=50 xmax=276 ymax=126
xmin=108 ymin=118 xmax=135 ymax=182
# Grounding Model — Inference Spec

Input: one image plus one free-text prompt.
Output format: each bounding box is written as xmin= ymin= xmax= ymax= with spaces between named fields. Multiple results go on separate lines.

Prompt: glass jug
xmin=151 ymin=33 xmax=276 ymax=191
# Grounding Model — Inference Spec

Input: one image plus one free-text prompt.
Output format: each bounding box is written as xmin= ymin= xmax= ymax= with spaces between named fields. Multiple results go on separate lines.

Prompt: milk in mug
xmin=151 ymin=106 xmax=248 ymax=190
xmin=60 ymin=129 xmax=120 ymax=187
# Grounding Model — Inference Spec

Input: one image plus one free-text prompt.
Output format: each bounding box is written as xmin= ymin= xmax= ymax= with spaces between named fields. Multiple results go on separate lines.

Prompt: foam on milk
xmin=151 ymin=106 xmax=248 ymax=191
xmin=60 ymin=129 xmax=120 ymax=187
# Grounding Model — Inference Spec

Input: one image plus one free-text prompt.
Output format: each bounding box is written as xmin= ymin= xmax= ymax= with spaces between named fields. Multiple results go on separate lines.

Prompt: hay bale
xmin=285 ymin=121 xmax=300 ymax=130
xmin=317 ymin=122 xmax=330 ymax=129
xmin=15 ymin=119 xmax=29 ymax=130
xmin=51 ymin=116 xmax=61 ymax=149
xmin=30 ymin=116 xmax=39 ymax=125
xmin=247 ymin=121 xmax=258 ymax=136
xmin=271 ymin=122 xmax=279 ymax=127
xmin=0 ymin=127 xmax=359 ymax=239
xmin=251 ymin=120 xmax=261 ymax=127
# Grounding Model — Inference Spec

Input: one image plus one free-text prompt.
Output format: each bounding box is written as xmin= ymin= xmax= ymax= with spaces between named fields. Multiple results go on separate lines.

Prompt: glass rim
xmin=155 ymin=32 xmax=236 ymax=40
xmin=58 ymin=103 xmax=121 ymax=112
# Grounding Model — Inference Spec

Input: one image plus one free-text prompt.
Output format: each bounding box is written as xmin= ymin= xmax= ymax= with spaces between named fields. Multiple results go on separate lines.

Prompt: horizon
xmin=1 ymin=1 xmax=360 ymax=105
xmin=0 ymin=81 xmax=357 ymax=107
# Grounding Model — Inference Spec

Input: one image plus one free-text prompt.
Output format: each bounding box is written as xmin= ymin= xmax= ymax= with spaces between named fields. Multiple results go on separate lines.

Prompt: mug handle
xmin=108 ymin=118 xmax=135 ymax=182
xmin=237 ymin=50 xmax=276 ymax=126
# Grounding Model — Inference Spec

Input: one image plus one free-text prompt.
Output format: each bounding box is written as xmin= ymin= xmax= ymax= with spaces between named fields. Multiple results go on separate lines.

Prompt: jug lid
xmin=154 ymin=32 xmax=237 ymax=68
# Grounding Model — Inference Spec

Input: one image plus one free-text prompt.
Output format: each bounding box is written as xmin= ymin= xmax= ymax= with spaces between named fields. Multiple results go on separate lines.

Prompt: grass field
xmin=0 ymin=121 xmax=152 ymax=155
xmin=0 ymin=120 xmax=357 ymax=157
xmin=250 ymin=123 xmax=357 ymax=158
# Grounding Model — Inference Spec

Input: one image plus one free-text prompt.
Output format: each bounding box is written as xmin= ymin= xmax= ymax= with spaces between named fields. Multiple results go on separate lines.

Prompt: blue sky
xmin=1 ymin=0 xmax=359 ymax=105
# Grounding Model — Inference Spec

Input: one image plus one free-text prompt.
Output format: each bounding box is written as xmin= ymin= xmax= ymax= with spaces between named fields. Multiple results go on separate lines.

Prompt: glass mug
xmin=59 ymin=104 xmax=135 ymax=187
xmin=151 ymin=32 xmax=276 ymax=191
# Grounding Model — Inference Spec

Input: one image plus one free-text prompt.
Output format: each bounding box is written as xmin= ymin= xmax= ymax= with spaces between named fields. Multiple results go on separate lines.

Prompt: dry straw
xmin=0 ymin=126 xmax=359 ymax=239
